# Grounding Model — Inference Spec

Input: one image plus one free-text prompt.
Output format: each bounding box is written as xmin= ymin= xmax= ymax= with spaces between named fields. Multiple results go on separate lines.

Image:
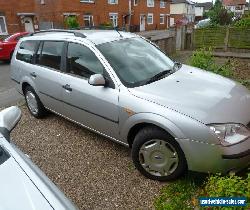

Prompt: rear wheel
xmin=132 ymin=126 xmax=187 ymax=181
xmin=24 ymin=86 xmax=47 ymax=118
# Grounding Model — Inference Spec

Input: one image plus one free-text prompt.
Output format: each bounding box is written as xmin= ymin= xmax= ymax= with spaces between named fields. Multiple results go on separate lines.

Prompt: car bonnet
xmin=129 ymin=65 xmax=250 ymax=125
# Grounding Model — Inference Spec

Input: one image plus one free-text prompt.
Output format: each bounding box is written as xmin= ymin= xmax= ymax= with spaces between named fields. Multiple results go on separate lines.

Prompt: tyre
xmin=132 ymin=126 xmax=187 ymax=181
xmin=24 ymin=86 xmax=47 ymax=118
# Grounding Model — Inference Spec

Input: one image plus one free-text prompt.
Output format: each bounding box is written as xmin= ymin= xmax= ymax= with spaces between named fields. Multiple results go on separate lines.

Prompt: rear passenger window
xmin=38 ymin=41 xmax=64 ymax=70
xmin=16 ymin=41 xmax=38 ymax=64
xmin=67 ymin=43 xmax=103 ymax=78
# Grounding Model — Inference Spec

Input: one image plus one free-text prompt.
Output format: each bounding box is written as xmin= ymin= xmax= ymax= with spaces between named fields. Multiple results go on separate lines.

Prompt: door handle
xmin=62 ymin=84 xmax=72 ymax=92
xmin=30 ymin=72 xmax=37 ymax=78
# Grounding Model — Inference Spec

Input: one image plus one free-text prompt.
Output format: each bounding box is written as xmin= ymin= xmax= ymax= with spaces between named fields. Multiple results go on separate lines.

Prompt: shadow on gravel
xmin=12 ymin=106 xmax=162 ymax=210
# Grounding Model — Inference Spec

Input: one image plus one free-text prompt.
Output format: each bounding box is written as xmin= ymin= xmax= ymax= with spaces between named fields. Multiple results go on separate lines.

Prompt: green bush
xmin=201 ymin=173 xmax=250 ymax=198
xmin=65 ymin=16 xmax=79 ymax=29
xmin=198 ymin=173 xmax=250 ymax=209
xmin=154 ymin=173 xmax=250 ymax=210
xmin=99 ymin=22 xmax=113 ymax=29
xmin=188 ymin=48 xmax=233 ymax=78
xmin=154 ymin=178 xmax=201 ymax=210
xmin=234 ymin=18 xmax=250 ymax=28
xmin=188 ymin=48 xmax=215 ymax=71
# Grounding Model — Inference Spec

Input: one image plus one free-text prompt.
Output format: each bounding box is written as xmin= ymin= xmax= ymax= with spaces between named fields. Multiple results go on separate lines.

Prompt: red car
xmin=0 ymin=32 xmax=29 ymax=62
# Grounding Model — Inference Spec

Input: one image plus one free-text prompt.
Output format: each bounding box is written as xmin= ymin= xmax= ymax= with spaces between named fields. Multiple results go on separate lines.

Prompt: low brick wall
xmin=137 ymin=30 xmax=176 ymax=55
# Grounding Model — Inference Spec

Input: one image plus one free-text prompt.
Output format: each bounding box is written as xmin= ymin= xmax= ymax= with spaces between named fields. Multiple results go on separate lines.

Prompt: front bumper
xmin=178 ymin=137 xmax=250 ymax=174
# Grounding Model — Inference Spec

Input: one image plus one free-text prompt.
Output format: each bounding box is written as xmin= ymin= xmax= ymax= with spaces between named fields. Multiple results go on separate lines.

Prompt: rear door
xmin=60 ymin=42 xmax=120 ymax=139
xmin=32 ymin=41 xmax=65 ymax=113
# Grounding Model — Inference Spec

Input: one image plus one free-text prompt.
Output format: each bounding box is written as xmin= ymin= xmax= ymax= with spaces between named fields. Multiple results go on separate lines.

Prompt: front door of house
xmin=24 ymin=17 xmax=34 ymax=32
xmin=140 ymin=15 xmax=145 ymax=32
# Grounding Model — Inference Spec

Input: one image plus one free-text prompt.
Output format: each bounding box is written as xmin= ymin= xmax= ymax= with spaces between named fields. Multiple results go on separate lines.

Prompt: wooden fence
xmin=194 ymin=27 xmax=250 ymax=52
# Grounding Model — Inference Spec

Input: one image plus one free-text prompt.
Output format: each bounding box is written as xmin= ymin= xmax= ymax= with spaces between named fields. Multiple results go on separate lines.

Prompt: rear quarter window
xmin=16 ymin=40 xmax=39 ymax=64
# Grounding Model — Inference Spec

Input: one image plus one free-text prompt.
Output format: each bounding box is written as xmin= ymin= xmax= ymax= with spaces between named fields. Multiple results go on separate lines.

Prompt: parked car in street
xmin=0 ymin=106 xmax=78 ymax=210
xmin=0 ymin=32 xmax=29 ymax=62
xmin=194 ymin=18 xmax=211 ymax=29
xmin=10 ymin=30 xmax=250 ymax=181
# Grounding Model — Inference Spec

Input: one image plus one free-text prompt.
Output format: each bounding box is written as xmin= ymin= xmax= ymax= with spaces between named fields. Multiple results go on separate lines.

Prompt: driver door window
xmin=66 ymin=43 xmax=104 ymax=78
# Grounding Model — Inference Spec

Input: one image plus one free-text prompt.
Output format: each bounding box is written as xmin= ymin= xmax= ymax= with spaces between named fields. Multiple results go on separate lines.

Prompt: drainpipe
xmin=128 ymin=0 xmax=132 ymax=31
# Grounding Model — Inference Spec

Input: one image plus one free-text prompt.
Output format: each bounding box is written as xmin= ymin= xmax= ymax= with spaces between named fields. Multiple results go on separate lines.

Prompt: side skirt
xmin=45 ymin=107 xmax=129 ymax=147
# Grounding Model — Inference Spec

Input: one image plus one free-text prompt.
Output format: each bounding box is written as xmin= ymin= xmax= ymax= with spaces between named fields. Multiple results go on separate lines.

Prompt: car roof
xmin=23 ymin=30 xmax=137 ymax=45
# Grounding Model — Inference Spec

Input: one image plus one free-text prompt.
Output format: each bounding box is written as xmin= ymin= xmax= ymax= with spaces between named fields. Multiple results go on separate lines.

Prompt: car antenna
xmin=114 ymin=27 xmax=123 ymax=38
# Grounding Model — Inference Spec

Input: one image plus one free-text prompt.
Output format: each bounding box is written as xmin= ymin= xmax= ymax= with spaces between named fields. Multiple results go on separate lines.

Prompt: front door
xmin=23 ymin=17 xmax=34 ymax=32
xmin=140 ymin=15 xmax=145 ymax=32
xmin=61 ymin=42 xmax=120 ymax=139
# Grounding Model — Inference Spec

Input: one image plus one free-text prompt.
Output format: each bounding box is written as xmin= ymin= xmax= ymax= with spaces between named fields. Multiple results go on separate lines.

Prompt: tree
xmin=207 ymin=0 xmax=233 ymax=26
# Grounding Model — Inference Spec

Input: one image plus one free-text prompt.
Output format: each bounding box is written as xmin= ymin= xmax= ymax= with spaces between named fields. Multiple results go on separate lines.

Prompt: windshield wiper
xmin=145 ymin=69 xmax=172 ymax=85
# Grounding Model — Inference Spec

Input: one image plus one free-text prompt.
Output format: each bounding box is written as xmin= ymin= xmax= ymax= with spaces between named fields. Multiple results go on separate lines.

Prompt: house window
xmin=84 ymin=15 xmax=94 ymax=27
xmin=160 ymin=14 xmax=165 ymax=24
xmin=80 ymin=0 xmax=94 ymax=2
xmin=147 ymin=13 xmax=153 ymax=24
xmin=134 ymin=0 xmax=138 ymax=6
xmin=0 ymin=16 xmax=7 ymax=35
xmin=109 ymin=13 xmax=118 ymax=27
xmin=108 ymin=0 xmax=118 ymax=4
xmin=160 ymin=0 xmax=166 ymax=8
xmin=147 ymin=0 xmax=154 ymax=7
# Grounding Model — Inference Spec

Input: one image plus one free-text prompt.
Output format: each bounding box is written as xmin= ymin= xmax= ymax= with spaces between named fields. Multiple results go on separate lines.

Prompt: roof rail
xmin=80 ymin=26 xmax=126 ymax=31
xmin=79 ymin=26 xmax=125 ymax=37
xmin=30 ymin=30 xmax=86 ymax=38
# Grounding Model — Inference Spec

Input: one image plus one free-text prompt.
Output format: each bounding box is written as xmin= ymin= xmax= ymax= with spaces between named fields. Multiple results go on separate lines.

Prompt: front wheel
xmin=132 ymin=126 xmax=187 ymax=181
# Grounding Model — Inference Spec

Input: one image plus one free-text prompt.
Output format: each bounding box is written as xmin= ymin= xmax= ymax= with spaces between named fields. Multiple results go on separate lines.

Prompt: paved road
xmin=0 ymin=61 xmax=23 ymax=107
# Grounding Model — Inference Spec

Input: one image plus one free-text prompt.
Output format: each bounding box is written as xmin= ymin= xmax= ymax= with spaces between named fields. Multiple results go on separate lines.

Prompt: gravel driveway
xmin=11 ymin=105 xmax=163 ymax=210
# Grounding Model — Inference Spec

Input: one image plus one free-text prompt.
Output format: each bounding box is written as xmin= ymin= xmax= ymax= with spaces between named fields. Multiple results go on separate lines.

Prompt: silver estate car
xmin=11 ymin=30 xmax=250 ymax=181
xmin=0 ymin=106 xmax=78 ymax=210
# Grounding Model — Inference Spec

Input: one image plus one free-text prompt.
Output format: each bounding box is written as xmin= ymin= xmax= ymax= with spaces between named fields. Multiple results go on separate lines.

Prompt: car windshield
xmin=97 ymin=37 xmax=175 ymax=87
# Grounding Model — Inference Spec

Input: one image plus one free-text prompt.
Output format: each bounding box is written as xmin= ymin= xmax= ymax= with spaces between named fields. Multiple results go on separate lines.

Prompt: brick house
xmin=194 ymin=2 xmax=213 ymax=21
xmin=0 ymin=0 xmax=35 ymax=35
xmin=0 ymin=0 xmax=171 ymax=35
xmin=170 ymin=0 xmax=195 ymax=26
xmin=222 ymin=0 xmax=247 ymax=17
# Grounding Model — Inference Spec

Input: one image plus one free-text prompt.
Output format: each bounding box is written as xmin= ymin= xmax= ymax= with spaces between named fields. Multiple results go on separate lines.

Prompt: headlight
xmin=208 ymin=123 xmax=250 ymax=146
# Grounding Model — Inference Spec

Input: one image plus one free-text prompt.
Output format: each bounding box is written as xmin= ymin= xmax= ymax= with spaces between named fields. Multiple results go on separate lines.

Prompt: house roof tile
xmin=222 ymin=0 xmax=246 ymax=6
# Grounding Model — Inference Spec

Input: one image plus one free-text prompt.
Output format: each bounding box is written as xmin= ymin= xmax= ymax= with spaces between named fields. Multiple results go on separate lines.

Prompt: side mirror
xmin=88 ymin=74 xmax=106 ymax=86
xmin=0 ymin=106 xmax=21 ymax=141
